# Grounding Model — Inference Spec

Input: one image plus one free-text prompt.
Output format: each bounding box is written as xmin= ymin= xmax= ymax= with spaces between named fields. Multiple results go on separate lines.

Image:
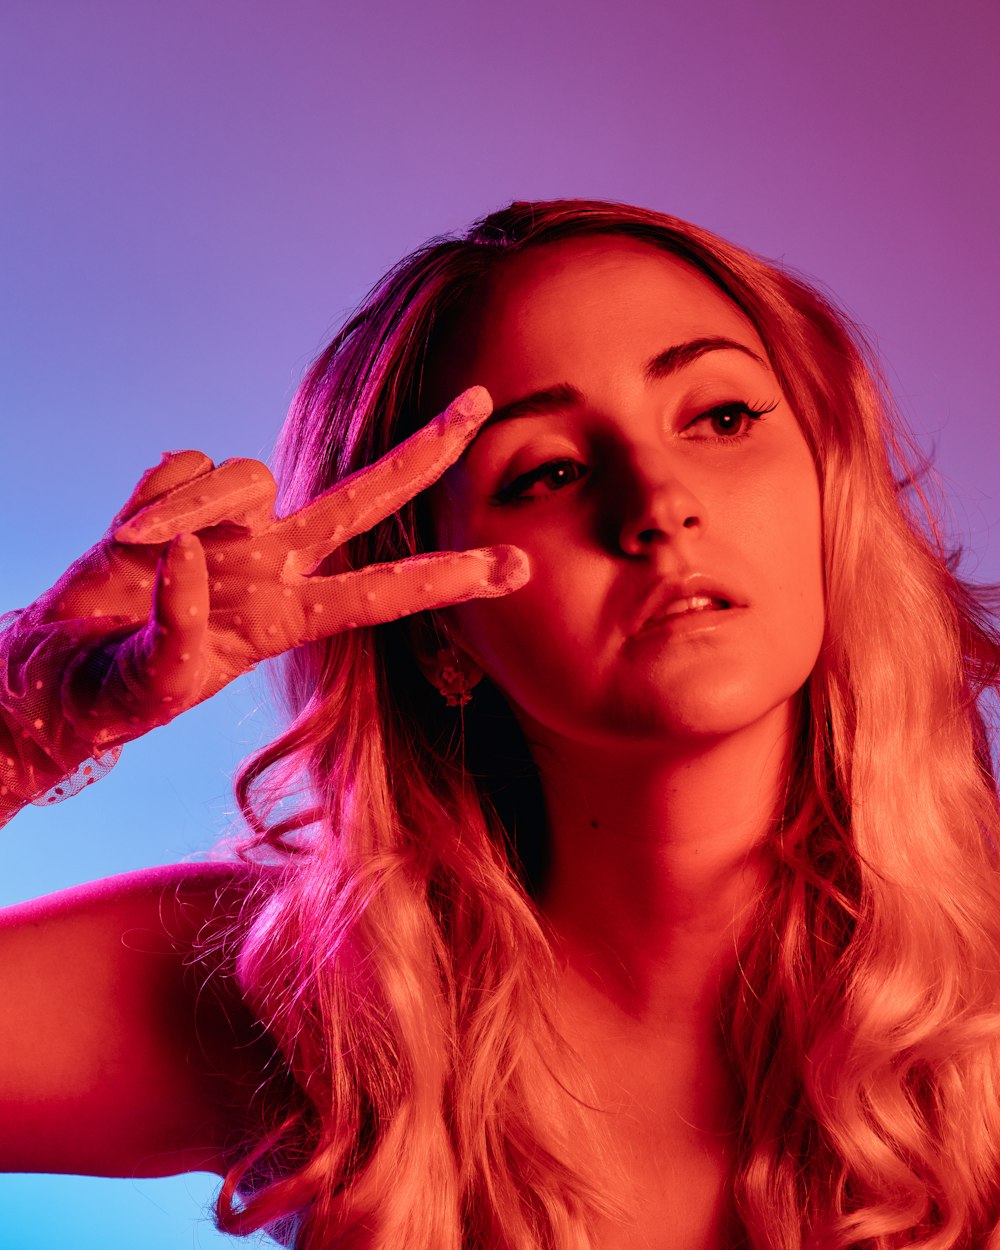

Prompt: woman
xmin=2 ymin=198 xmax=1000 ymax=1250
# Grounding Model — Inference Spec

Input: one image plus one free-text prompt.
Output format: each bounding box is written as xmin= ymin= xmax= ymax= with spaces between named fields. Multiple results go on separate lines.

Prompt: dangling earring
xmin=431 ymin=643 xmax=482 ymax=708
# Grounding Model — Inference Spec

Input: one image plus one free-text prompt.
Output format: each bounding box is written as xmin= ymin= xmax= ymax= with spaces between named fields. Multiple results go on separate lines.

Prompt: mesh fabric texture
xmin=0 ymin=388 xmax=529 ymax=824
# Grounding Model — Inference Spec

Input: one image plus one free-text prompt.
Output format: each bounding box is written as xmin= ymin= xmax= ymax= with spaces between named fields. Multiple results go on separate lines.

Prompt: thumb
xmin=127 ymin=532 xmax=213 ymax=714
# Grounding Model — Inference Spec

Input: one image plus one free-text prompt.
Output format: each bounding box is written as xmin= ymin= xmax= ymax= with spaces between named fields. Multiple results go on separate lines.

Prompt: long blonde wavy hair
xmin=202 ymin=199 xmax=1000 ymax=1249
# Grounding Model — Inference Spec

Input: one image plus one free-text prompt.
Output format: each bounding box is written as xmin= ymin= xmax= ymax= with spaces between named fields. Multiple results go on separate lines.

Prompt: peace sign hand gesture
xmin=0 ymin=387 xmax=529 ymax=815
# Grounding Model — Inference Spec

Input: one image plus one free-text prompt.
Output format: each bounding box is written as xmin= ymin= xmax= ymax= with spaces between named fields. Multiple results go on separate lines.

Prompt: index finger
xmin=273 ymin=386 xmax=494 ymax=558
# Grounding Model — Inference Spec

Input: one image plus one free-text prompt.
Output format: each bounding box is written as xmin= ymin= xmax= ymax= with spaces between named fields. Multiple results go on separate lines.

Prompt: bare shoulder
xmin=0 ymin=857 xmax=284 ymax=923
xmin=0 ymin=858 xmax=293 ymax=1179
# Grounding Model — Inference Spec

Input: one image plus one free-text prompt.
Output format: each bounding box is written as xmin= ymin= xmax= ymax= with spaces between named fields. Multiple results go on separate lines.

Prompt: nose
xmin=616 ymin=450 xmax=705 ymax=554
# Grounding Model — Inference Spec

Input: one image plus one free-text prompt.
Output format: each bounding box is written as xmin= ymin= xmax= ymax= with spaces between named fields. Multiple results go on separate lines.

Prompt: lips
xmin=657 ymin=595 xmax=730 ymax=619
xmin=634 ymin=574 xmax=745 ymax=635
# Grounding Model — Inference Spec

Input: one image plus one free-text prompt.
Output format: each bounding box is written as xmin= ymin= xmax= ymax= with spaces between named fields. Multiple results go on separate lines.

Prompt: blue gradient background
xmin=2 ymin=0 xmax=998 ymax=1245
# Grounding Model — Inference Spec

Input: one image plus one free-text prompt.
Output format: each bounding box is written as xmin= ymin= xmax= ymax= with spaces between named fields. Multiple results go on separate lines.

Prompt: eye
xmin=686 ymin=399 xmax=778 ymax=443
xmin=488 ymin=398 xmax=779 ymax=507
xmin=490 ymin=458 xmax=588 ymax=506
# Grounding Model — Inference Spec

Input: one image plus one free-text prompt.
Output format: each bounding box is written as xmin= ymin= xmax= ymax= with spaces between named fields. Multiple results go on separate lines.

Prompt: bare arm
xmin=0 ymin=388 xmax=529 ymax=1176
xmin=0 ymin=860 xmax=284 ymax=1179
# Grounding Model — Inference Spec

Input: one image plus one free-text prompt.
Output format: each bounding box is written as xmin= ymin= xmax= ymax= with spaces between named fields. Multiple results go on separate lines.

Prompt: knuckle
xmin=221 ymin=457 xmax=275 ymax=487
xmin=157 ymin=449 xmax=214 ymax=477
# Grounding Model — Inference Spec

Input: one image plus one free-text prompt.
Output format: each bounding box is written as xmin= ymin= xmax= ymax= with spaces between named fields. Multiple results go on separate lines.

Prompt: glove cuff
xmin=0 ymin=607 xmax=126 ymax=820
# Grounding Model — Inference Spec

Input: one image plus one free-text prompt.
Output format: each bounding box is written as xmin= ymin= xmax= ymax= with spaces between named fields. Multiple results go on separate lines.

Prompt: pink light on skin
xmin=416 ymin=234 xmax=824 ymax=1081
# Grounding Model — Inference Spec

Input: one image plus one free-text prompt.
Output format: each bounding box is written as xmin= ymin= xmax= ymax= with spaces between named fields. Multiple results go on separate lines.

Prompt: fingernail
xmin=451 ymin=386 xmax=491 ymax=421
xmin=174 ymin=532 xmax=197 ymax=560
xmin=113 ymin=522 xmax=144 ymax=543
xmin=114 ymin=513 xmax=163 ymax=544
xmin=488 ymin=545 xmax=531 ymax=589
xmin=438 ymin=386 xmax=492 ymax=434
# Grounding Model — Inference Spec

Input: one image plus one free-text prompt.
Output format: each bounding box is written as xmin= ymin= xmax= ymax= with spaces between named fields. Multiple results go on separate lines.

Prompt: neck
xmin=528 ymin=700 xmax=795 ymax=1039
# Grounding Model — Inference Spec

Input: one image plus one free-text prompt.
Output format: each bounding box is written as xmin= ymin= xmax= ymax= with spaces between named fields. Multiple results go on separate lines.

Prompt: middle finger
xmin=272 ymin=386 xmax=494 ymax=563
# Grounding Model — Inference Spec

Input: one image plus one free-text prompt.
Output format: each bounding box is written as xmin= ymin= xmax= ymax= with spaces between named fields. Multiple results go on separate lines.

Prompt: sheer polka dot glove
xmin=0 ymin=387 xmax=530 ymax=823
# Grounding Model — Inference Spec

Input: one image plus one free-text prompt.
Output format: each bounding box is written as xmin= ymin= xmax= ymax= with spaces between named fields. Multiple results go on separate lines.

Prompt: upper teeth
xmin=662 ymin=595 xmax=721 ymax=617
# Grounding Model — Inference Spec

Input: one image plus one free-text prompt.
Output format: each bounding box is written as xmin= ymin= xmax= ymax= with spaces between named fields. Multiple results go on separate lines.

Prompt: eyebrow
xmin=462 ymin=336 xmax=769 ymax=454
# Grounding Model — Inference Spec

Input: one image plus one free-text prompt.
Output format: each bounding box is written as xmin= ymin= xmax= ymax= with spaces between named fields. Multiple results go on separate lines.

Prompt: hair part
xmin=201 ymin=199 xmax=1000 ymax=1249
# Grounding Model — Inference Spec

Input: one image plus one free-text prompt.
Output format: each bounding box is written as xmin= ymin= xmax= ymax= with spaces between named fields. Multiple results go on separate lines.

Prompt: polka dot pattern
xmin=0 ymin=393 xmax=528 ymax=820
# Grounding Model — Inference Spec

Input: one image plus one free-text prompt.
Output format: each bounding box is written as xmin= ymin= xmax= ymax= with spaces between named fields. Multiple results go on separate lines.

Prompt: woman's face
xmin=420 ymin=236 xmax=825 ymax=751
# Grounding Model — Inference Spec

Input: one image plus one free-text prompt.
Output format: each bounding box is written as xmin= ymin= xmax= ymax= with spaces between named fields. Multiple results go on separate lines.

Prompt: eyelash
xmin=489 ymin=400 xmax=779 ymax=506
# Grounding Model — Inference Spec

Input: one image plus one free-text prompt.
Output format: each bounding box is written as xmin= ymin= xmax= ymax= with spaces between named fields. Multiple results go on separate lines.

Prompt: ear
xmin=405 ymin=612 xmax=485 ymax=688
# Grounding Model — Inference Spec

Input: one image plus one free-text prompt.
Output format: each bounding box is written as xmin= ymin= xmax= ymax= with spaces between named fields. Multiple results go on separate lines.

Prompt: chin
xmin=602 ymin=687 xmax=793 ymax=744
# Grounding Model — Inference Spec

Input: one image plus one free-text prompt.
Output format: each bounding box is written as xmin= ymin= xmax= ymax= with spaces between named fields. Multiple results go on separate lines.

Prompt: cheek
xmin=446 ymin=558 xmax=598 ymax=712
xmin=737 ymin=453 xmax=824 ymax=666
xmin=773 ymin=473 xmax=826 ymax=657
xmin=455 ymin=579 xmax=573 ymax=668
xmin=763 ymin=444 xmax=823 ymax=573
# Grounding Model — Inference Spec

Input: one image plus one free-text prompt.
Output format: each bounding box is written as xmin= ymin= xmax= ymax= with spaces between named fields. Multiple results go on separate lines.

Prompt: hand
xmin=0 ymin=386 xmax=529 ymax=813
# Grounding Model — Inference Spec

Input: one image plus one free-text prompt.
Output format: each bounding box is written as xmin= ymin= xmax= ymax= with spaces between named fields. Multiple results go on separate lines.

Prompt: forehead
xmin=423 ymin=236 xmax=761 ymax=409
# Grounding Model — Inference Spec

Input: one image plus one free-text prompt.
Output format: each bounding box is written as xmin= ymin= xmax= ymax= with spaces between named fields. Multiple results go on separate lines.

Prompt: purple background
xmin=1 ymin=0 xmax=998 ymax=1245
